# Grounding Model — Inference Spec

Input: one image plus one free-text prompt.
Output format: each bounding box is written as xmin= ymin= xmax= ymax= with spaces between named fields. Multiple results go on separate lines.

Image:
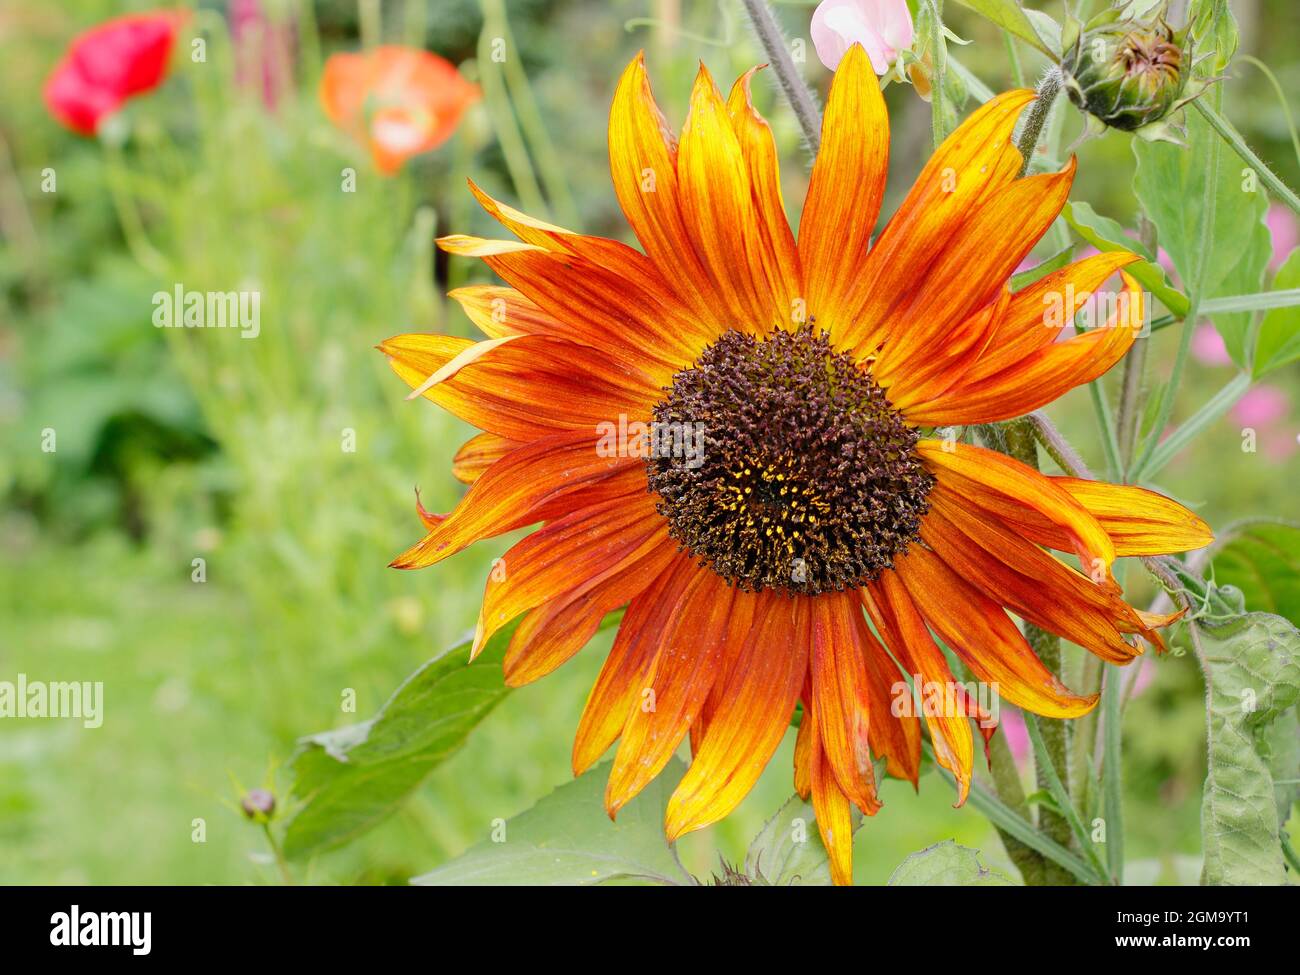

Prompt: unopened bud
xmin=240 ymin=788 xmax=276 ymax=820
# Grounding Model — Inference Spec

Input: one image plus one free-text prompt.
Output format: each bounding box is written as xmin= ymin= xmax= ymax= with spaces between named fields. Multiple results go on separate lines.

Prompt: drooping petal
xmin=863 ymin=574 xmax=976 ymax=805
xmin=798 ymin=43 xmax=889 ymax=337
xmin=389 ymin=431 xmax=640 ymax=569
xmin=922 ymin=485 xmax=1147 ymax=662
xmin=810 ymin=591 xmax=883 ymax=813
xmin=909 ymin=271 xmax=1145 ymax=425
xmin=893 ymin=543 xmax=1099 ymax=719
xmin=808 ymin=706 xmax=856 ymax=887
xmin=836 ymin=88 xmax=1035 ymax=356
xmin=918 ymin=439 xmax=1117 ymax=578
xmin=605 ymin=568 xmax=739 ymax=817
xmin=664 ymin=593 xmax=805 ymax=837
xmin=572 ymin=553 xmax=697 ymax=776
xmin=858 ymin=613 xmax=922 ymax=784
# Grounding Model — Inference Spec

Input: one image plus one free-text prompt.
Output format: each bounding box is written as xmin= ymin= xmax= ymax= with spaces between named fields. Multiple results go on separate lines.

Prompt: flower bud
xmin=240 ymin=788 xmax=276 ymax=821
xmin=1060 ymin=5 xmax=1208 ymax=143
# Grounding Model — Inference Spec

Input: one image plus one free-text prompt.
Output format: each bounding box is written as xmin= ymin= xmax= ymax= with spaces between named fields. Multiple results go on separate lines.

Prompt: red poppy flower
xmin=320 ymin=46 xmax=479 ymax=175
xmin=44 ymin=11 xmax=188 ymax=136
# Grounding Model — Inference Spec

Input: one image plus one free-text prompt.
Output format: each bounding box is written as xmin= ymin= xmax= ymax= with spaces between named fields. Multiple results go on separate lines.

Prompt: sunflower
xmin=380 ymin=45 xmax=1212 ymax=885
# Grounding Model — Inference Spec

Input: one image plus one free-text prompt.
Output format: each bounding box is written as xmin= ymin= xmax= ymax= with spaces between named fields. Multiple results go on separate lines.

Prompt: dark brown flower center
xmin=646 ymin=326 xmax=932 ymax=596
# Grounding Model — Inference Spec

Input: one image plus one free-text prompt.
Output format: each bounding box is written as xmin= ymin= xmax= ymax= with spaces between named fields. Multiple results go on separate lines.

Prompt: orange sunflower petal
xmin=995 ymin=478 xmax=1214 ymax=557
xmin=389 ymin=431 xmax=638 ymax=570
xmin=893 ymin=544 xmax=1099 ymax=719
xmin=501 ymin=530 xmax=676 ymax=684
xmin=726 ymin=67 xmax=803 ymax=325
xmin=864 ymin=575 xmax=976 ymax=805
xmin=917 ymin=439 xmax=1117 ymax=578
xmin=664 ymin=593 xmax=805 ymax=838
xmin=798 ymin=43 xmax=888 ymax=336
xmin=677 ymin=63 xmax=779 ymax=330
xmin=808 ymin=710 xmax=856 ymax=887
xmin=963 ymin=251 xmax=1142 ymax=383
xmin=922 ymin=485 xmax=1146 ymax=662
xmin=810 ymin=591 xmax=884 ymax=813
xmin=447 ymin=285 xmax=559 ymax=339
xmin=571 ymin=553 xmax=697 ymax=776
xmin=837 ymin=87 xmax=1035 ymax=357
xmin=871 ymin=159 xmax=1077 ymax=388
xmin=475 ymin=492 xmax=667 ymax=661
xmin=451 ymin=432 xmax=518 ymax=484
xmin=607 ymin=52 xmax=717 ymax=317
xmin=909 ymin=271 xmax=1145 ymax=425
xmin=381 ymin=332 xmax=660 ymax=440
xmin=441 ymin=236 xmax=715 ymax=379
xmin=605 ymin=567 xmax=738 ymax=817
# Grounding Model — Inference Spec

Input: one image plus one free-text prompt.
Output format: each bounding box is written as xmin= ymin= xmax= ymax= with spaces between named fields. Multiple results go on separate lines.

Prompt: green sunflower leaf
xmin=887 ymin=839 xmax=1016 ymax=886
xmin=1061 ymin=202 xmax=1189 ymax=317
xmin=1132 ymin=105 xmax=1271 ymax=366
xmin=1210 ymin=520 xmax=1300 ymax=626
xmin=950 ymin=1 xmax=1059 ymax=59
xmin=745 ymin=795 xmax=837 ymax=886
xmin=1195 ymin=612 xmax=1300 ymax=885
xmin=411 ymin=759 xmax=693 ymax=886
xmin=281 ymin=613 xmax=619 ymax=861
xmin=1254 ymin=248 xmax=1300 ymax=376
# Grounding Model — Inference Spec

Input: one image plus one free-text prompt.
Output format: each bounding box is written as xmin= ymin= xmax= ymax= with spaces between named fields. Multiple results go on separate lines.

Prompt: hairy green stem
xmin=928 ymin=0 xmax=949 ymax=149
xmin=741 ymin=0 xmax=822 ymax=154
xmin=1013 ymin=67 xmax=1061 ymax=176
xmin=1000 ymin=418 xmax=1077 ymax=884
xmin=1195 ymin=99 xmax=1300 ymax=216
xmin=986 ymin=731 xmax=1046 ymax=884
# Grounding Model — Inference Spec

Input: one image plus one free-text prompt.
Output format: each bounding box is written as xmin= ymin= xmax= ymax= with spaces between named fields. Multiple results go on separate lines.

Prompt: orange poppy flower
xmin=380 ymin=45 xmax=1212 ymax=884
xmin=320 ymin=46 xmax=478 ymax=174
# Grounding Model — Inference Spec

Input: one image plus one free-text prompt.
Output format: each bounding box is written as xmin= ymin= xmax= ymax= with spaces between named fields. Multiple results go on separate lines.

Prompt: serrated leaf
xmin=887 ymin=840 xmax=1016 ymax=886
xmin=744 ymin=795 xmax=835 ymax=886
xmin=1255 ymin=248 xmax=1300 ymax=376
xmin=1133 ymin=106 xmax=1271 ymax=366
xmin=411 ymin=759 xmax=693 ymax=886
xmin=951 ymin=0 xmax=1059 ymax=59
xmin=1210 ymin=520 xmax=1300 ymax=626
xmin=1196 ymin=612 xmax=1300 ymax=885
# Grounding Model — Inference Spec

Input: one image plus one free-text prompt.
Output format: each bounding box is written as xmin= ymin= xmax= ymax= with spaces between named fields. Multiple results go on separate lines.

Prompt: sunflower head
xmin=381 ymin=43 xmax=1214 ymax=885
xmin=647 ymin=325 xmax=932 ymax=596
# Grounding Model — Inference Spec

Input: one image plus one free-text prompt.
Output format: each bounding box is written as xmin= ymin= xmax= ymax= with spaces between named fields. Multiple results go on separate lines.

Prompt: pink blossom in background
xmin=1191 ymin=323 xmax=1231 ymax=366
xmin=811 ymin=0 xmax=914 ymax=74
xmin=1001 ymin=708 xmax=1029 ymax=764
xmin=230 ymin=0 xmax=296 ymax=111
xmin=1266 ymin=203 xmax=1298 ymax=271
xmin=1232 ymin=385 xmax=1289 ymax=427
xmin=1262 ymin=429 xmax=1299 ymax=462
